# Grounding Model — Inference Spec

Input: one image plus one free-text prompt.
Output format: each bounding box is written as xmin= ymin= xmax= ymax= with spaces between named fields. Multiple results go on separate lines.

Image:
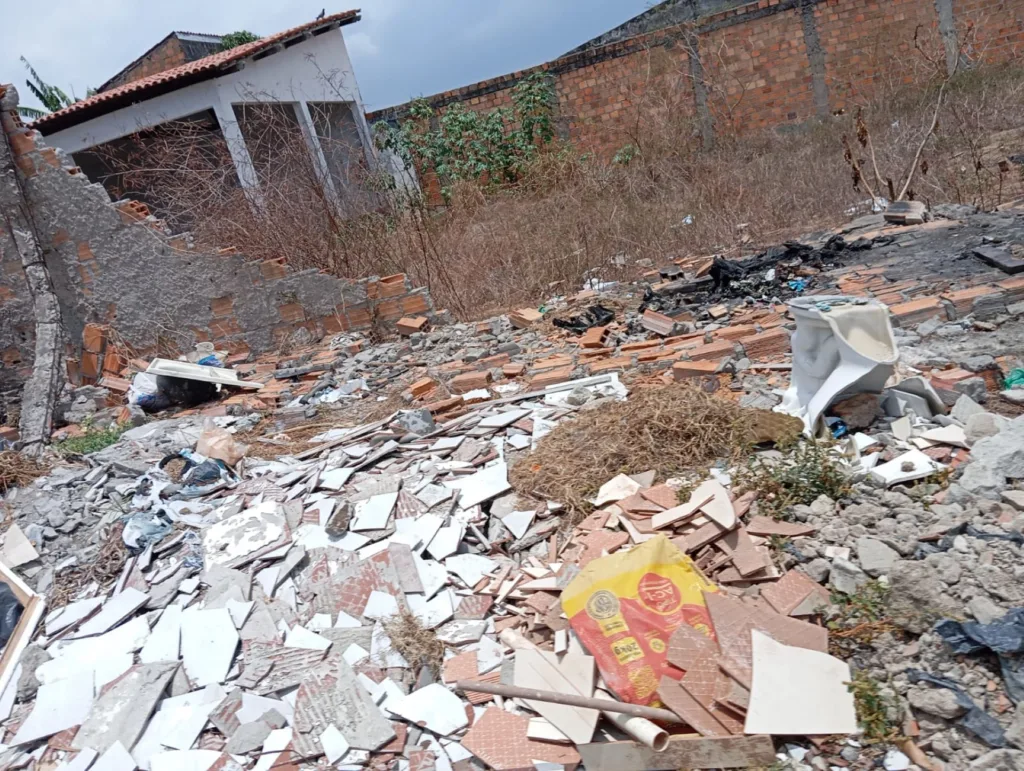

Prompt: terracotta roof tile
xmin=33 ymin=10 xmax=359 ymax=131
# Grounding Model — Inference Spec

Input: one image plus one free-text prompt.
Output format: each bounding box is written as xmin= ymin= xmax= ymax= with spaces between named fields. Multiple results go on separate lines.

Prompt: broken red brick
xmin=82 ymin=323 xmax=107 ymax=354
xmin=740 ymin=327 xmax=791 ymax=360
xmin=672 ymin=360 xmax=719 ymax=381
xmin=528 ymin=365 xmax=574 ymax=389
xmin=503 ymin=362 xmax=526 ymax=378
xmin=890 ymin=296 xmax=945 ymax=326
xmin=409 ymin=377 xmax=437 ymax=398
xmin=449 ymin=370 xmax=492 ymax=394
xmin=98 ymin=376 xmax=130 ymax=394
xmin=686 ymin=339 xmax=736 ymax=362
xmin=509 ymin=308 xmax=543 ymax=328
xmin=931 ymin=367 xmax=977 ymax=391
xmin=641 ymin=309 xmax=677 ymax=336
xmin=579 ymin=325 xmax=609 ymax=348
xmin=396 ymin=316 xmax=429 ymax=335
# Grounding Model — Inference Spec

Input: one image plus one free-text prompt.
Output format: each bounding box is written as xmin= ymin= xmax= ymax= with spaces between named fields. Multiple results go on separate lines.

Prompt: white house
xmin=34 ymin=10 xmax=376 ymax=213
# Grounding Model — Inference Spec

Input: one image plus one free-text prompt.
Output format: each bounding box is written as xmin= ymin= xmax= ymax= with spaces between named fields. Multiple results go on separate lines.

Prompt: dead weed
xmin=509 ymin=385 xmax=746 ymax=513
xmin=0 ymin=451 xmax=50 ymax=494
xmin=382 ymin=610 xmax=447 ymax=673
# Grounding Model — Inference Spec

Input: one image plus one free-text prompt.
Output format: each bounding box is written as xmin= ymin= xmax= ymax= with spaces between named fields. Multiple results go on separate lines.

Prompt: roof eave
xmin=37 ymin=12 xmax=360 ymax=137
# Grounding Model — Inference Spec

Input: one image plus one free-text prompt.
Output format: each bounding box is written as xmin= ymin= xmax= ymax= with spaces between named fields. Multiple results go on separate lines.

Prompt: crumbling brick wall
xmin=0 ymin=84 xmax=438 ymax=389
xmin=368 ymin=0 xmax=1024 ymax=160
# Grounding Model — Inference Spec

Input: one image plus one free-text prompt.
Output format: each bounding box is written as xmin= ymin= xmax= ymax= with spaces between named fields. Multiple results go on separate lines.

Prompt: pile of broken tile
xmin=0 ymin=356 xmax=888 ymax=771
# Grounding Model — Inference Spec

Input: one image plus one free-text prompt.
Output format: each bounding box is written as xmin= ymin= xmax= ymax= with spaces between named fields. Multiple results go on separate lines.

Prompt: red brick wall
xmin=369 ymin=0 xmax=1023 ymax=162
xmin=103 ymin=38 xmax=188 ymax=90
xmin=955 ymin=0 xmax=1024 ymax=63
xmin=815 ymin=0 xmax=942 ymax=109
xmin=701 ymin=5 xmax=815 ymax=131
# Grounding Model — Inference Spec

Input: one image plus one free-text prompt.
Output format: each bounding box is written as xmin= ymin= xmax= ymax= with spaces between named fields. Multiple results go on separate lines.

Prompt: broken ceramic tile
xmin=744 ymin=630 xmax=857 ymax=735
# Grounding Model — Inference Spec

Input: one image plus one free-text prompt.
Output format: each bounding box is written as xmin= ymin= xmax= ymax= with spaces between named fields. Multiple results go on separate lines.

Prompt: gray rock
xmin=961 ymin=355 xmax=997 ymax=372
xmin=565 ymin=387 xmax=593 ymax=407
xmin=970 ymin=417 xmax=1024 ymax=475
xmin=810 ymin=495 xmax=835 ymax=518
xmin=968 ymin=595 xmax=1006 ymax=625
xmin=839 ymin=746 xmax=860 ymax=762
xmin=954 ymin=377 xmax=989 ymax=403
xmin=1007 ymin=702 xmax=1024 ymax=750
xmin=804 ymin=558 xmax=831 ymax=584
xmin=960 ymin=461 xmax=1009 ymax=498
xmin=970 ymin=749 xmax=1024 ymax=770
xmin=887 ymin=560 xmax=962 ymax=633
xmin=856 ymin=537 xmax=899 ymax=577
xmin=829 ymin=558 xmax=868 ymax=595
xmin=394 ymin=409 xmax=435 ymax=436
xmin=966 ymin=412 xmax=1011 ymax=445
xmin=226 ymin=720 xmax=272 ymax=754
xmin=16 ymin=645 xmax=52 ymax=701
xmin=907 ymin=686 xmax=966 ymax=719
xmin=496 ymin=342 xmax=521 ymax=355
xmin=917 ymin=316 xmax=944 ymax=337
xmin=1003 ymin=390 xmax=1024 ymax=405
xmin=1003 ymin=490 xmax=1024 ymax=512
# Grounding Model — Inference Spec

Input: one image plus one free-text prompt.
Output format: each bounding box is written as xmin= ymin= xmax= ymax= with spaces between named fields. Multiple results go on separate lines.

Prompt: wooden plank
xmin=576 ymin=734 xmax=776 ymax=770
xmin=0 ymin=563 xmax=44 ymax=701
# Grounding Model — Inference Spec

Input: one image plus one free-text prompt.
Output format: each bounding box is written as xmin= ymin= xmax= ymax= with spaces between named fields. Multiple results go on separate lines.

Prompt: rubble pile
xmin=2 ymin=205 xmax=1024 ymax=770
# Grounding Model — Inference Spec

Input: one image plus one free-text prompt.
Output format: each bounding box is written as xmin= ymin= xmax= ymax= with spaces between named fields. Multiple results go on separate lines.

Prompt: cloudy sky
xmin=3 ymin=1 xmax=651 ymax=113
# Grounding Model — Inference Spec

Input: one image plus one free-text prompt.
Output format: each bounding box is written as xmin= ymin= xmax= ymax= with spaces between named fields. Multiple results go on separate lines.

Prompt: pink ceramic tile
xmin=461 ymin=707 xmax=581 ymax=770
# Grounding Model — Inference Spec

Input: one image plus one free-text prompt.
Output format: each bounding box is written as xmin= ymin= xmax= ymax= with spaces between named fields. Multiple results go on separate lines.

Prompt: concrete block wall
xmin=0 ymin=84 xmax=438 ymax=388
xmin=368 ymin=0 xmax=1024 ymax=160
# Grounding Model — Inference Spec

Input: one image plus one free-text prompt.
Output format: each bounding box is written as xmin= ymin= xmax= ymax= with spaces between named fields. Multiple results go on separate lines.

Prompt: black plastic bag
xmin=156 ymin=375 xmax=217 ymax=407
xmin=907 ymin=669 xmax=1006 ymax=747
xmin=935 ymin=608 xmax=1024 ymax=704
xmin=0 ymin=583 xmax=24 ymax=648
xmin=552 ymin=305 xmax=615 ymax=335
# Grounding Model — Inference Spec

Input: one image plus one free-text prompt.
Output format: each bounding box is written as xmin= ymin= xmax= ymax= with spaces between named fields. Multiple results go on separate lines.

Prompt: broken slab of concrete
xmin=72 ymin=661 xmax=179 ymax=754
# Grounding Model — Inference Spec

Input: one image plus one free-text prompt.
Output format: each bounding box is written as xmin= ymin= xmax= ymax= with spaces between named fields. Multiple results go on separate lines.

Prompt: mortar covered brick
xmin=890 ymin=296 xmax=945 ymax=326
xmin=740 ymin=328 xmax=791 ymax=360
xmin=998 ymin=276 xmax=1024 ymax=303
xmin=672 ymin=360 xmax=720 ymax=381
xmin=685 ymin=339 xmax=737 ymax=362
xmin=942 ymin=285 xmax=996 ymax=317
xmin=450 ymin=370 xmax=493 ymax=394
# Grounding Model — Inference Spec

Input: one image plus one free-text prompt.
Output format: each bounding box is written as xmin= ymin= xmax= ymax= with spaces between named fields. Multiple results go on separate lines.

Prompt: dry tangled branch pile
xmin=510 ymin=385 xmax=747 ymax=511
xmin=0 ymin=451 xmax=49 ymax=495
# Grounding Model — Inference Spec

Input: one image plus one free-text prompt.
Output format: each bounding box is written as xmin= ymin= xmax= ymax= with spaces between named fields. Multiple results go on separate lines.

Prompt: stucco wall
xmin=0 ymin=85 xmax=437 ymax=389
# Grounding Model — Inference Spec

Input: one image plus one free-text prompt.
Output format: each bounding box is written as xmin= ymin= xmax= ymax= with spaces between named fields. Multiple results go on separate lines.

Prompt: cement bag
xmin=196 ymin=424 xmax=248 ymax=467
xmin=561 ymin=534 xmax=717 ymax=705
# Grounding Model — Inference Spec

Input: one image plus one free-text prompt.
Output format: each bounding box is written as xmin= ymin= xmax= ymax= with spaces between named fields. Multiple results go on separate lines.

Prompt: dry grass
xmin=382 ymin=610 xmax=447 ymax=673
xmin=510 ymin=385 xmax=746 ymax=513
xmin=49 ymin=521 xmax=128 ymax=609
xmin=0 ymin=451 xmax=50 ymax=494
xmin=88 ymin=46 xmax=1024 ymax=322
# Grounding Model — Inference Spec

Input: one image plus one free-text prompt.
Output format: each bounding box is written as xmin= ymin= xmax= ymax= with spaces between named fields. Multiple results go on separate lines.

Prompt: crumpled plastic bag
xmin=561 ymin=534 xmax=717 ymax=705
xmin=907 ymin=670 xmax=1006 ymax=747
xmin=552 ymin=305 xmax=615 ymax=335
xmin=935 ymin=607 xmax=1024 ymax=704
xmin=196 ymin=424 xmax=248 ymax=466
xmin=1005 ymin=368 xmax=1024 ymax=390
xmin=122 ymin=508 xmax=173 ymax=552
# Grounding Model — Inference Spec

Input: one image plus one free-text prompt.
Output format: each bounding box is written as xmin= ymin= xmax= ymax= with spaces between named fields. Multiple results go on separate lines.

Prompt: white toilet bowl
xmin=777 ymin=296 xmax=898 ymax=435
